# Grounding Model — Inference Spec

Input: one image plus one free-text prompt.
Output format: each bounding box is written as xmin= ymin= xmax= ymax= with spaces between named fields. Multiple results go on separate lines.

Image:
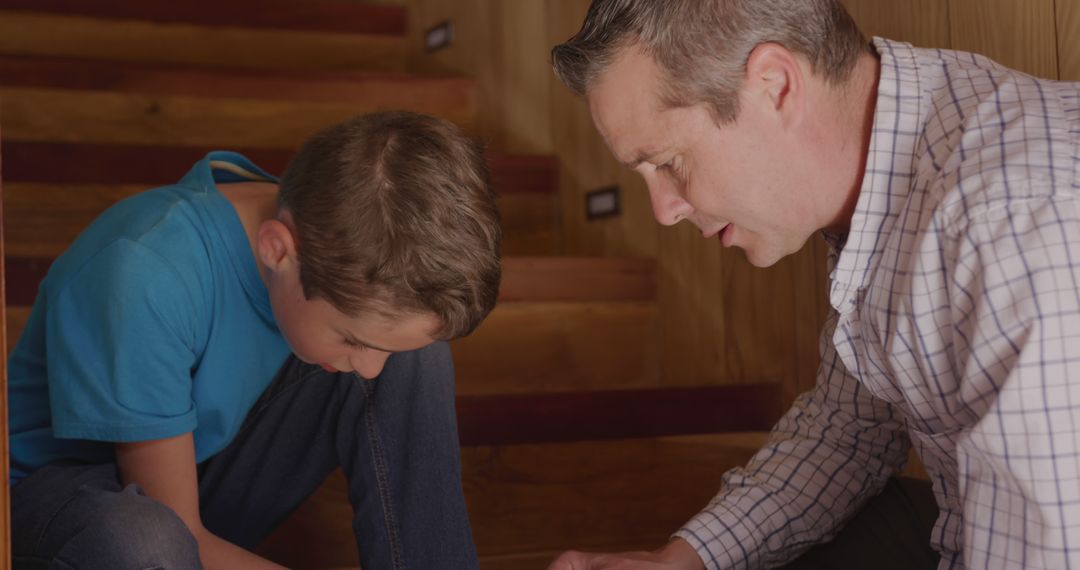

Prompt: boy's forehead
xmin=336 ymin=308 xmax=442 ymax=351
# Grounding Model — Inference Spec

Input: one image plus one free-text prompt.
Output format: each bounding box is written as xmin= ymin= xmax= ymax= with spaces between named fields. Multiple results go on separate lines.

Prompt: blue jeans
xmin=11 ymin=343 xmax=479 ymax=569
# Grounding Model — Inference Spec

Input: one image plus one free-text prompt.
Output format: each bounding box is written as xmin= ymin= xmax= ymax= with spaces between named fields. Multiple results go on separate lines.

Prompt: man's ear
xmin=257 ymin=217 xmax=297 ymax=272
xmin=743 ymin=42 xmax=805 ymax=128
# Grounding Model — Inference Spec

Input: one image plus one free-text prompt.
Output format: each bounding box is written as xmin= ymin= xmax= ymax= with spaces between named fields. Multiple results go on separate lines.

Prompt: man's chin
xmin=743 ymin=246 xmax=786 ymax=268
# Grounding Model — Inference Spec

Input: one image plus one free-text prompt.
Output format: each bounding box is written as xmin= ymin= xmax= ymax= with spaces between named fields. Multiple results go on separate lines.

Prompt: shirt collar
xmin=828 ymin=37 xmax=926 ymax=313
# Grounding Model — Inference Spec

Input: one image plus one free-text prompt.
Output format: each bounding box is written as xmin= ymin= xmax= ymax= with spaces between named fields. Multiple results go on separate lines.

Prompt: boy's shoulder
xmin=51 ymin=184 xmax=211 ymax=276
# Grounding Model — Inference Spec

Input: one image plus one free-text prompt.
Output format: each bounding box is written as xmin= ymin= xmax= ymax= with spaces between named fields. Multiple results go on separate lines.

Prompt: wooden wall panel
xmin=407 ymin=0 xmax=554 ymax=155
xmin=1060 ymin=0 xmax=1080 ymax=81
xmin=948 ymin=0 xmax=1059 ymax=79
xmin=657 ymin=229 xmax=818 ymax=393
xmin=545 ymin=0 xmax=659 ymax=259
xmin=841 ymin=0 xmax=951 ymax=48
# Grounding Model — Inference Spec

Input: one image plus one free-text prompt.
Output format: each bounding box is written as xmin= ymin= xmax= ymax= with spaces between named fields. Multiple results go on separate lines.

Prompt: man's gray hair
xmin=551 ymin=0 xmax=868 ymax=124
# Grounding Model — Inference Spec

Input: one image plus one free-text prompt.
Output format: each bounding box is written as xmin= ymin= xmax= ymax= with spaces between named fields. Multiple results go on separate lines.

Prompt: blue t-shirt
xmin=7 ymin=152 xmax=291 ymax=485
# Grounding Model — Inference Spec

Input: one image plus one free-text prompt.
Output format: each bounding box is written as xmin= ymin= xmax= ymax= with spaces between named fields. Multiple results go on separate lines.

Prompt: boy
xmin=8 ymin=111 xmax=501 ymax=569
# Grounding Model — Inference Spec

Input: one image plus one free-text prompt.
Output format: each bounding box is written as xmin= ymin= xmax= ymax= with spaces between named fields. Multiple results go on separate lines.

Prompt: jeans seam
xmin=27 ymin=483 xmax=95 ymax=556
xmin=363 ymin=380 xmax=407 ymax=570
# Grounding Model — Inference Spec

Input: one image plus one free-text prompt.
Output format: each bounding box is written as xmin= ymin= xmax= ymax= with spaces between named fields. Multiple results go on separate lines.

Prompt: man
xmin=548 ymin=1 xmax=1080 ymax=568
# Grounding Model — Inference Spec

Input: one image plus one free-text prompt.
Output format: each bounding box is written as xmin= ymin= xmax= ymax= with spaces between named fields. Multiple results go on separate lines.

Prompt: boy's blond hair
xmin=278 ymin=111 xmax=502 ymax=339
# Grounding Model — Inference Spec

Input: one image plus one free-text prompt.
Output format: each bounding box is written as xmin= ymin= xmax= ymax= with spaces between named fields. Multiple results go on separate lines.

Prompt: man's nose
xmin=647 ymin=179 xmax=693 ymax=226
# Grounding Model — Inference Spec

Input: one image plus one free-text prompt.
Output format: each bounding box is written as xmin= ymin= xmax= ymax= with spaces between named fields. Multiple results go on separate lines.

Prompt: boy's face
xmin=269 ymin=268 xmax=440 ymax=380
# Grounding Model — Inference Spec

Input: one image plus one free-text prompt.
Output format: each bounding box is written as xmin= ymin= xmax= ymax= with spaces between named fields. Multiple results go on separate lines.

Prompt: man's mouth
xmin=703 ymin=223 xmax=730 ymax=240
xmin=719 ymin=224 xmax=734 ymax=247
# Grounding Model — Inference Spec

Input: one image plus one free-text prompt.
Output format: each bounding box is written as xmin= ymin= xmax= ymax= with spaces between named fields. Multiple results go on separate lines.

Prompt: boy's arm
xmin=116 ymin=433 xmax=287 ymax=570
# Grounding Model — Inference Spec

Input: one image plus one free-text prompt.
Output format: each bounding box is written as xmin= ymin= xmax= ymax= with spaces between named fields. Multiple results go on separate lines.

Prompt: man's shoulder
xmin=908 ymin=51 xmax=1077 ymax=233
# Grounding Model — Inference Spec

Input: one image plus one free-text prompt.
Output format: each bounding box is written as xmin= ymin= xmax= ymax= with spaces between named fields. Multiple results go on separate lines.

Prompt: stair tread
xmin=0 ymin=54 xmax=472 ymax=101
xmin=0 ymin=11 xmax=409 ymax=72
xmin=2 ymin=142 xmax=553 ymax=189
xmin=4 ymin=256 xmax=655 ymax=307
xmin=0 ymin=0 xmax=407 ymax=37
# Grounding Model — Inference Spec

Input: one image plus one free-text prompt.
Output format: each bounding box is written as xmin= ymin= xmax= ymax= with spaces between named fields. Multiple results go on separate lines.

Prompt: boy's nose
xmin=351 ymin=351 xmax=391 ymax=380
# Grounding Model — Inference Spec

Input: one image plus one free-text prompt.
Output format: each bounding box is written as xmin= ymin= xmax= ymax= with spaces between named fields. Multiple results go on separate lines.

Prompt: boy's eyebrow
xmin=340 ymin=330 xmax=393 ymax=353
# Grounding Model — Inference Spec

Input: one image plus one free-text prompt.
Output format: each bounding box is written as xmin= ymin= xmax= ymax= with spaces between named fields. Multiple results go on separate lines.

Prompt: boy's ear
xmin=257 ymin=218 xmax=297 ymax=271
xmin=743 ymin=42 xmax=804 ymax=129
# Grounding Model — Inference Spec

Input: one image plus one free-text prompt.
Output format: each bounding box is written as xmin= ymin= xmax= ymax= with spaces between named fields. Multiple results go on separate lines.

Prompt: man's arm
xmin=547 ymin=314 xmax=911 ymax=570
xmin=115 ymin=433 xmax=287 ymax=570
xmin=945 ymin=197 xmax=1080 ymax=567
xmin=672 ymin=317 xmax=910 ymax=569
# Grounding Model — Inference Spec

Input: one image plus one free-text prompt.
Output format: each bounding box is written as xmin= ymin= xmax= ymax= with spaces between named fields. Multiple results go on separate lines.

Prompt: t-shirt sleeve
xmin=46 ymin=239 xmax=200 ymax=442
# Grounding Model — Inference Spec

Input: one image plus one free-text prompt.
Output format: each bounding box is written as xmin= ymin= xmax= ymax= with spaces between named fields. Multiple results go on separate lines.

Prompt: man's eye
xmin=660 ymin=159 xmax=683 ymax=177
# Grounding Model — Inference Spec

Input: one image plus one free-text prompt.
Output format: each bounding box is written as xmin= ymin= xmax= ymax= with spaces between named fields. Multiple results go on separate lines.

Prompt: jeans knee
xmin=68 ymin=486 xmax=202 ymax=569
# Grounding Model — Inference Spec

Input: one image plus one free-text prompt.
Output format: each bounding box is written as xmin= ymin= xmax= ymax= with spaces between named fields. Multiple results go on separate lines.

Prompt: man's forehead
xmin=586 ymin=49 xmax=668 ymax=166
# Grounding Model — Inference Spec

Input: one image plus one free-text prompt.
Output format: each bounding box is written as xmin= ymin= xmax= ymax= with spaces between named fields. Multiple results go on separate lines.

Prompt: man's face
xmin=586 ymin=46 xmax=819 ymax=268
xmin=268 ymin=266 xmax=439 ymax=379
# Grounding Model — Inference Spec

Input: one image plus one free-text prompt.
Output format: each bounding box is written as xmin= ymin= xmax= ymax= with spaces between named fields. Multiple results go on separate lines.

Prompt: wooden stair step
xmin=1 ymin=147 xmax=556 ymax=260
xmin=0 ymin=87 xmax=473 ymax=148
xmin=457 ymin=386 xmax=780 ymax=445
xmin=5 ymin=255 xmax=644 ymax=307
xmin=6 ymin=255 xmax=657 ymax=392
xmin=451 ymin=301 xmax=660 ymax=395
xmin=0 ymin=187 xmax=554 ymax=258
xmin=499 ymin=257 xmax=655 ymax=302
xmin=0 ymin=0 xmax=408 ymax=37
xmin=7 ymin=300 xmax=659 ymax=395
xmin=3 ymin=304 xmax=779 ymax=442
xmin=256 ymin=433 xmax=772 ymax=568
xmin=2 ymin=142 xmax=555 ymax=192
xmin=0 ymin=55 xmax=472 ymax=111
xmin=0 ymin=9 xmax=408 ymax=72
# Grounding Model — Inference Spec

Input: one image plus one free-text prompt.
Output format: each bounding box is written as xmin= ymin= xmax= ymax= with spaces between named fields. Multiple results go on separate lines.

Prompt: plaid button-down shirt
xmin=675 ymin=38 xmax=1080 ymax=569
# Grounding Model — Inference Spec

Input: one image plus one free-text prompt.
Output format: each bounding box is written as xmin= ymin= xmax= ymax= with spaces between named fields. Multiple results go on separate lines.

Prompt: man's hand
xmin=547 ymin=539 xmax=706 ymax=570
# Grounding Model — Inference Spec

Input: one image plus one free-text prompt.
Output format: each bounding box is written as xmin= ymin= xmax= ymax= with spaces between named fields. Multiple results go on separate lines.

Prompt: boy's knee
xmin=420 ymin=340 xmax=453 ymax=370
xmin=65 ymin=486 xmax=202 ymax=569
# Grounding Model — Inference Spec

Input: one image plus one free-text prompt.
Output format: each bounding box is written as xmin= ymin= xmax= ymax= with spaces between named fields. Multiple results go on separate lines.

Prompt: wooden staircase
xmin=0 ymin=2 xmax=779 ymax=568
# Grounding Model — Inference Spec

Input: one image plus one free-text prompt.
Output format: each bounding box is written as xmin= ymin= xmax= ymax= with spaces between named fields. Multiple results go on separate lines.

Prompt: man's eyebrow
xmin=340 ymin=330 xmax=393 ymax=353
xmin=625 ymin=148 xmax=660 ymax=169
